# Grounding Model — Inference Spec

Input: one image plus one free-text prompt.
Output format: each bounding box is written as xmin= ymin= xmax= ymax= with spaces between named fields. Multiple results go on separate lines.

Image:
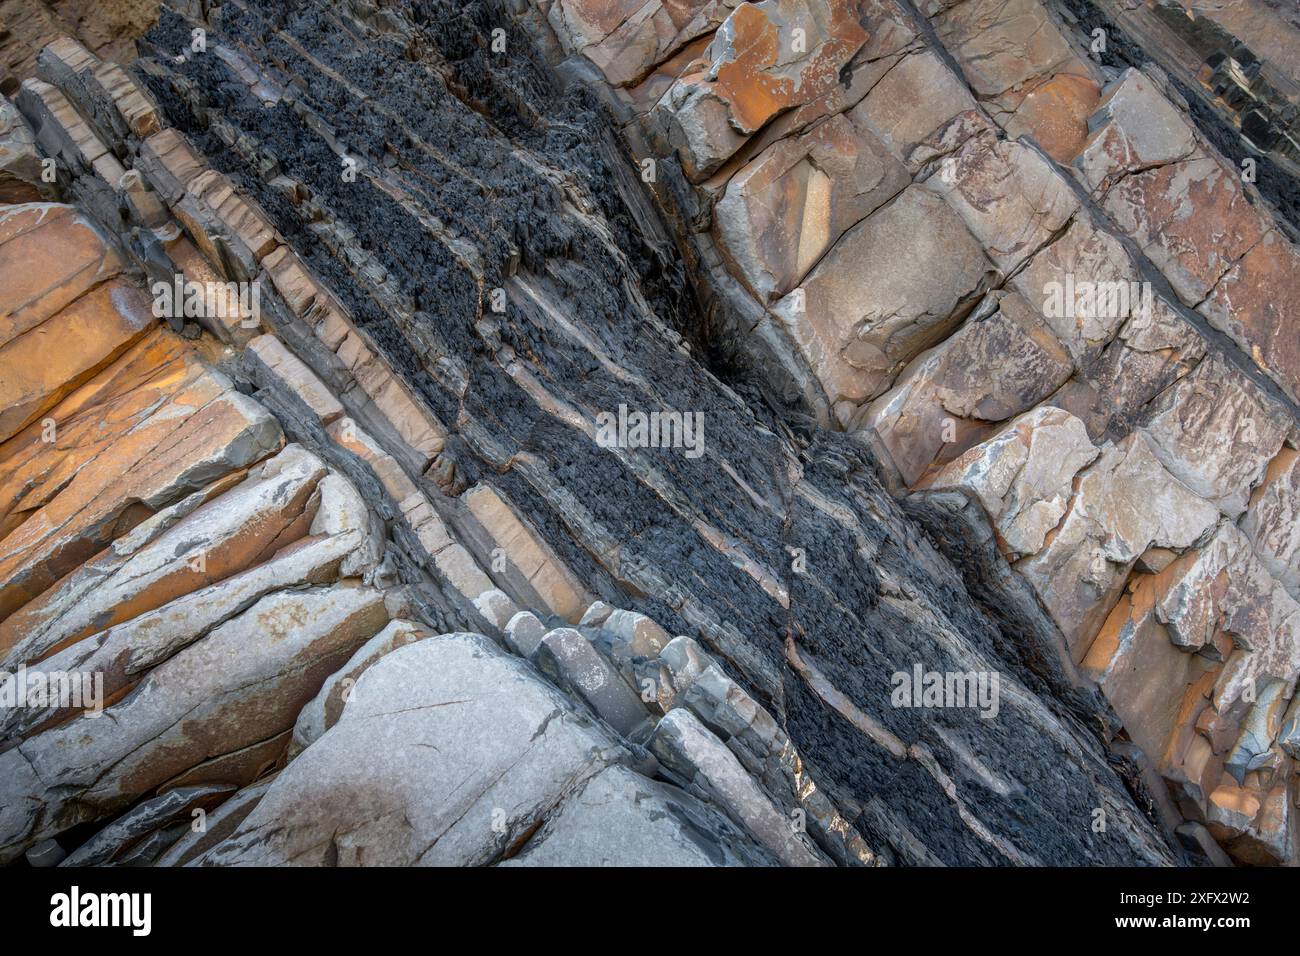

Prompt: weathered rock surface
xmin=5 ymin=0 xmax=1298 ymax=869
xmin=501 ymin=763 xmax=776 ymax=867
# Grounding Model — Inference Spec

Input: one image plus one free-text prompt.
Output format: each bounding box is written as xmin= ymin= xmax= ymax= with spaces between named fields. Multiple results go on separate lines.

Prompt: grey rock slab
xmin=532 ymin=627 xmax=652 ymax=739
xmin=649 ymin=707 xmax=829 ymax=868
xmin=195 ymin=633 xmax=628 ymax=866
xmin=61 ymin=784 xmax=234 ymax=866
xmin=502 ymin=764 xmax=776 ymax=867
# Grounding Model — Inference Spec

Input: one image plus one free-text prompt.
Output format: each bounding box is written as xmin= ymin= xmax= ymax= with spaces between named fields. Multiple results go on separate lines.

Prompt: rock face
xmin=0 ymin=0 xmax=1296 ymax=870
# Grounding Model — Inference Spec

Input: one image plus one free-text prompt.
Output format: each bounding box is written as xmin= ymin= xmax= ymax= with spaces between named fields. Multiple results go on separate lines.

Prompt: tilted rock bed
xmin=540 ymin=0 xmax=1300 ymax=863
xmin=1 ymin=0 xmax=1282 ymax=866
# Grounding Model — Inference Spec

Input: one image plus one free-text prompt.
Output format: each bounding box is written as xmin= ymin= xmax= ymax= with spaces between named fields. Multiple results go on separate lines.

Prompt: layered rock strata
xmin=0 ymin=0 xmax=1291 ymax=868
xmin=544 ymin=0 xmax=1300 ymax=863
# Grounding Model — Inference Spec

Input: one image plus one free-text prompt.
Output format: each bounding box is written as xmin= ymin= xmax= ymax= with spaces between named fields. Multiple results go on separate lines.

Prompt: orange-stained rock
xmin=1207 ymin=780 xmax=1296 ymax=866
xmin=0 ymin=370 xmax=283 ymax=621
xmin=1084 ymin=571 xmax=1218 ymax=771
xmin=0 ymin=445 xmax=328 ymax=668
xmin=0 ymin=203 xmax=123 ymax=349
xmin=137 ymin=127 xmax=204 ymax=202
xmin=1198 ymin=229 xmax=1300 ymax=406
xmin=659 ymin=0 xmax=871 ymax=178
xmin=0 ymin=330 xmax=193 ymax=533
xmin=0 ymin=278 xmax=154 ymax=443
xmin=1004 ymin=73 xmax=1101 ymax=164
xmin=1083 ymin=518 xmax=1300 ymax=838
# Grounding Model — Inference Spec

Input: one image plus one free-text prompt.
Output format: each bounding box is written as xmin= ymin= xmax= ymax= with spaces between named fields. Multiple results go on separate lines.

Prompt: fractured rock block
xmin=290 ymin=619 xmax=432 ymax=756
xmin=770 ymin=184 xmax=994 ymax=419
xmin=0 ymin=444 xmax=329 ymax=671
xmin=1101 ymin=156 xmax=1268 ymax=308
xmin=548 ymin=0 xmax=728 ymax=88
xmin=854 ymin=50 xmax=977 ymax=169
xmin=1015 ymin=429 xmax=1220 ymax=657
xmin=923 ymin=405 xmax=1099 ymax=562
xmin=60 ymin=784 xmax=234 ymax=867
xmin=657 ymin=0 xmax=871 ymax=179
xmin=246 ymin=334 xmax=345 ymax=426
xmin=0 ymin=372 xmax=284 ymax=621
xmin=504 ymin=609 xmax=547 ymax=658
xmin=0 ymin=275 xmax=152 ymax=445
xmin=925 ymin=123 xmax=1080 ymax=273
xmin=137 ymin=128 xmax=205 ymax=203
xmin=864 ymin=290 xmax=1073 ymax=485
xmin=1003 ymin=73 xmax=1100 ymax=165
xmin=1074 ymin=69 xmax=1199 ymax=197
xmin=9 ymin=527 xmax=377 ymax=743
xmin=0 ymin=100 xmax=48 ymax=202
xmin=463 ymin=483 xmax=591 ymax=622
xmin=1009 ymin=211 xmax=1157 ymax=362
xmin=533 ymin=627 xmax=652 ymax=739
xmin=713 ymin=109 xmax=909 ymax=302
xmin=1198 ymin=229 xmax=1300 ymax=406
xmin=1139 ymin=354 xmax=1290 ymax=519
xmin=929 ymin=0 xmax=1092 ymax=116
xmin=91 ymin=60 xmax=160 ymax=139
xmin=649 ymin=706 xmax=828 ymax=866
xmin=0 ymin=203 xmax=124 ymax=352
xmin=1243 ymin=448 xmax=1300 ymax=601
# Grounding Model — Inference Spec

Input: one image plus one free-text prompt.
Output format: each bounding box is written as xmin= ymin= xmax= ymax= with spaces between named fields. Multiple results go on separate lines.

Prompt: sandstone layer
xmin=0 ymin=0 xmax=1295 ymax=869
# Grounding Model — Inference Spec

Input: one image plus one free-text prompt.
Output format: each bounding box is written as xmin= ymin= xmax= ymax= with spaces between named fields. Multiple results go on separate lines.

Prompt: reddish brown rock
xmin=1198 ymin=229 xmax=1300 ymax=406
xmin=0 ymin=364 xmax=283 ymax=621
xmin=0 ymin=203 xmax=123 ymax=351
xmin=0 ymin=277 xmax=155 ymax=443
xmin=1102 ymin=157 xmax=1269 ymax=307
xmin=929 ymin=0 xmax=1093 ymax=117
xmin=1004 ymin=73 xmax=1101 ymax=165
xmin=659 ymin=0 xmax=871 ymax=178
